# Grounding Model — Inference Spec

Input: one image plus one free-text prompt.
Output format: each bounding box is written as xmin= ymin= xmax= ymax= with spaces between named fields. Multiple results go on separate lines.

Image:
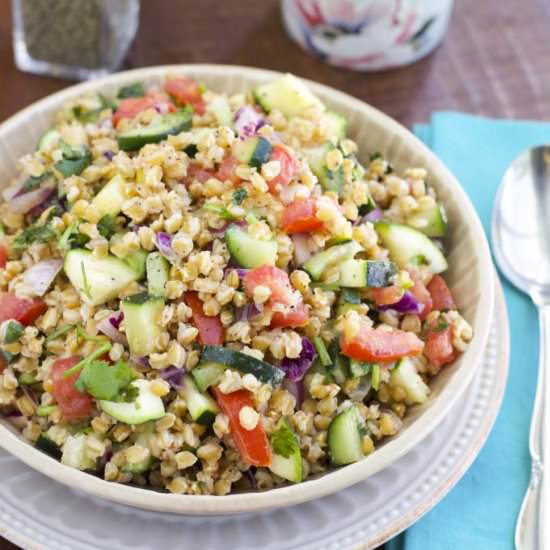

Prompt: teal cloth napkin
xmin=386 ymin=112 xmax=550 ymax=550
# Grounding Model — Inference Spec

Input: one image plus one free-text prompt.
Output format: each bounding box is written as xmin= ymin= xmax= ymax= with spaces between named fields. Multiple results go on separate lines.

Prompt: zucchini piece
xmin=321 ymin=111 xmax=347 ymax=142
xmin=61 ymin=434 xmax=97 ymax=471
xmin=37 ymin=129 xmax=61 ymax=152
xmin=181 ymin=374 xmax=219 ymax=426
xmin=36 ymin=434 xmax=61 ymax=459
xmin=122 ymin=431 xmax=154 ymax=474
xmin=338 ymin=259 xmax=396 ymax=288
xmin=406 ymin=203 xmax=448 ymax=238
xmin=303 ymin=240 xmax=362 ymax=281
xmin=303 ymin=143 xmax=345 ymax=196
xmin=225 ymin=225 xmax=278 ymax=268
xmin=337 ymin=289 xmax=363 ymax=316
xmin=201 ymin=345 xmax=285 ymax=386
xmin=374 ymin=222 xmax=448 ymax=274
xmin=327 ymin=340 xmax=350 ymax=385
xmin=64 ymin=249 xmax=141 ymax=306
xmin=232 ymin=136 xmax=273 ymax=168
xmin=191 ymin=361 xmax=225 ymax=392
xmin=121 ymin=293 xmax=164 ymax=357
xmin=91 ymin=174 xmax=127 ymax=218
xmin=328 ymin=405 xmax=364 ymax=465
xmin=117 ymin=108 xmax=193 ymax=151
xmin=122 ymin=249 xmax=148 ymax=280
xmin=146 ymin=252 xmax=170 ymax=297
xmin=100 ymin=379 xmax=166 ymax=424
xmin=389 ymin=357 xmax=430 ymax=405
xmin=269 ymin=418 xmax=303 ymax=483
xmin=254 ymin=73 xmax=324 ymax=118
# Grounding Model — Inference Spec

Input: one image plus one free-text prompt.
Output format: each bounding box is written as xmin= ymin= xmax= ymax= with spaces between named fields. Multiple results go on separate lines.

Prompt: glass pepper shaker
xmin=11 ymin=0 xmax=140 ymax=80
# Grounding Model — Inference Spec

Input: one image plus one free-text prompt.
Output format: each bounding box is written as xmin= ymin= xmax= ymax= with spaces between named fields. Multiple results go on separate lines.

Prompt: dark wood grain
xmin=1 ymin=0 xmax=550 ymax=548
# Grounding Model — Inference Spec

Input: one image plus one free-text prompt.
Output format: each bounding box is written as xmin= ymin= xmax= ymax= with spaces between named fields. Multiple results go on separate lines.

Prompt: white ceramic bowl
xmin=0 ymin=64 xmax=494 ymax=515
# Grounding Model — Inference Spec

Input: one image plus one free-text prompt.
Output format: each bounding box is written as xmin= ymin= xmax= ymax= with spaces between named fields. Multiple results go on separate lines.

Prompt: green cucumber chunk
xmin=61 ymin=434 xmax=97 ymax=471
xmin=327 ymin=340 xmax=350 ymax=385
xmin=225 ymin=225 xmax=277 ymax=268
xmin=181 ymin=374 xmax=219 ymax=426
xmin=201 ymin=345 xmax=285 ymax=386
xmin=375 ymin=222 xmax=448 ymax=274
xmin=303 ymin=240 xmax=362 ymax=281
xmin=191 ymin=362 xmax=225 ymax=392
xmin=321 ymin=111 xmax=347 ymax=142
xmin=91 ymin=174 xmax=127 ymax=218
xmin=338 ymin=259 xmax=396 ymax=288
xmin=328 ymin=405 xmax=364 ymax=465
xmin=121 ymin=293 xmax=164 ymax=357
xmin=146 ymin=252 xmax=170 ymax=297
xmin=349 ymin=359 xmax=373 ymax=378
xmin=3 ymin=321 xmax=23 ymax=344
xmin=389 ymin=357 xmax=430 ymax=405
xmin=303 ymin=143 xmax=345 ymax=196
xmin=36 ymin=434 xmax=62 ymax=459
xmin=269 ymin=418 xmax=303 ymax=483
xmin=122 ymin=432 xmax=154 ymax=474
xmin=123 ymin=249 xmax=147 ymax=280
xmin=37 ymin=129 xmax=61 ymax=152
xmin=232 ymin=136 xmax=273 ymax=168
xmin=406 ymin=203 xmax=448 ymax=238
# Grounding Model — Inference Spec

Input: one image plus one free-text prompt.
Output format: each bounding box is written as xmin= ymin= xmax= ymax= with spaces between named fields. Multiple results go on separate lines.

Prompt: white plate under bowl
xmin=0 ymin=65 xmax=495 ymax=514
xmin=0 ymin=277 xmax=508 ymax=549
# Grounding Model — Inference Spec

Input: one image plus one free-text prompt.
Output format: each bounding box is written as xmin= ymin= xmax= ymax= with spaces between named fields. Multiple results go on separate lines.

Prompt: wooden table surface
xmin=1 ymin=0 xmax=550 ymax=548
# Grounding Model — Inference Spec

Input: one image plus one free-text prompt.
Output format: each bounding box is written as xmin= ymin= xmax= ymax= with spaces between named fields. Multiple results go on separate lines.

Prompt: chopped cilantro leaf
xmin=74 ymin=359 xmax=137 ymax=401
xmin=117 ymin=82 xmax=145 ymax=99
xmin=97 ymin=214 xmax=117 ymax=239
xmin=21 ymin=171 xmax=55 ymax=193
xmin=232 ymin=188 xmax=247 ymax=205
xmin=270 ymin=419 xmax=299 ymax=459
xmin=434 ymin=320 xmax=449 ymax=332
xmin=203 ymin=202 xmax=235 ymax=220
xmin=4 ymin=321 xmax=23 ymax=344
xmin=13 ymin=223 xmax=57 ymax=251
xmin=55 ymin=142 xmax=91 ymax=177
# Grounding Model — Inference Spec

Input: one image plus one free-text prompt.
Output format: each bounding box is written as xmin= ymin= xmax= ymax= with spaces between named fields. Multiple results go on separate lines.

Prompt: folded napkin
xmin=386 ymin=113 xmax=550 ymax=550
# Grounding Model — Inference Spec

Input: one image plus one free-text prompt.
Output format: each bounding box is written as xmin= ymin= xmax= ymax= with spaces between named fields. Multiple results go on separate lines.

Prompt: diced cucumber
xmin=36 ymin=434 xmax=61 ymax=459
xmin=349 ymin=359 xmax=373 ymax=378
xmin=37 ymin=129 xmax=61 ymax=152
xmin=191 ymin=361 xmax=225 ymax=392
xmin=100 ymin=379 xmax=166 ymax=424
xmin=3 ymin=320 xmax=23 ymax=344
xmin=254 ymin=73 xmax=325 ymax=118
xmin=303 ymin=240 xmax=362 ymax=281
xmin=201 ymin=345 xmax=285 ymax=386
xmin=406 ymin=203 xmax=448 ymax=238
xmin=123 ymin=249 xmax=148 ymax=280
xmin=321 ymin=111 xmax=347 ymax=142
xmin=327 ymin=340 xmax=350 ymax=385
xmin=181 ymin=374 xmax=219 ymax=426
xmin=338 ymin=259 xmax=396 ymax=288
xmin=121 ymin=293 xmax=164 ymax=357
xmin=225 ymin=225 xmax=277 ymax=268
xmin=210 ymin=95 xmax=232 ymax=127
xmin=64 ymin=249 xmax=141 ymax=306
xmin=18 ymin=371 xmax=38 ymax=385
xmin=61 ymin=434 xmax=97 ymax=471
xmin=337 ymin=289 xmax=363 ymax=316
xmin=91 ymin=174 xmax=127 ymax=218
xmin=303 ymin=143 xmax=345 ymax=195
xmin=328 ymin=405 xmax=364 ymax=465
xmin=269 ymin=418 xmax=303 ymax=483
xmin=232 ymin=136 xmax=273 ymax=168
xmin=389 ymin=357 xmax=430 ymax=405
xmin=122 ymin=432 xmax=154 ymax=474
xmin=146 ymin=252 xmax=170 ymax=297
xmin=117 ymin=108 xmax=193 ymax=151
xmin=374 ymin=222 xmax=448 ymax=274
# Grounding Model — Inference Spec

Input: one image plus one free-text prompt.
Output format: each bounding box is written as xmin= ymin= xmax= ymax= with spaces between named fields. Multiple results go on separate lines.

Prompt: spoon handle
xmin=515 ymin=303 xmax=550 ymax=550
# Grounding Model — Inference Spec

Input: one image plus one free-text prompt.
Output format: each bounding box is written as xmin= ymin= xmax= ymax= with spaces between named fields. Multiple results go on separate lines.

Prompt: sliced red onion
xmin=97 ymin=312 xmax=127 ymax=345
xmin=21 ymin=259 xmax=63 ymax=296
xmin=365 ymin=207 xmax=383 ymax=222
xmin=283 ymin=378 xmax=305 ymax=408
xmin=155 ymin=232 xmax=177 ymax=263
xmin=210 ymin=222 xmax=230 ymax=238
xmin=131 ymin=355 xmax=150 ymax=369
xmin=159 ymin=366 xmax=185 ymax=390
xmin=235 ymin=303 xmax=260 ymax=322
xmin=233 ymin=106 xmax=266 ymax=139
xmin=291 ymin=234 xmax=312 ymax=266
xmin=379 ymin=290 xmax=423 ymax=314
xmin=2 ymin=174 xmax=26 ymax=202
xmin=6 ymin=412 xmax=27 ymax=429
xmin=103 ymin=151 xmax=114 ymax=161
xmin=280 ymin=337 xmax=316 ymax=382
xmin=11 ymin=186 xmax=55 ymax=215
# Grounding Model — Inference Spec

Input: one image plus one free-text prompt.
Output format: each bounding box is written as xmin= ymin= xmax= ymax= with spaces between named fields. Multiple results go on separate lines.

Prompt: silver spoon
xmin=492 ymin=145 xmax=550 ymax=550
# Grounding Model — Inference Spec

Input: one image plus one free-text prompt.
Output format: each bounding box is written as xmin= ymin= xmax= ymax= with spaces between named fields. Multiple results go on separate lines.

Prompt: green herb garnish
xmin=45 ymin=324 xmax=74 ymax=342
xmin=76 ymin=323 xmax=104 ymax=343
xmin=36 ymin=405 xmax=57 ymax=417
xmin=371 ymin=364 xmax=381 ymax=391
xmin=72 ymin=94 xmax=112 ymax=123
xmin=117 ymin=82 xmax=145 ymax=99
xmin=13 ymin=223 xmax=57 ymax=251
xmin=21 ymin=171 xmax=55 ymax=193
xmin=62 ymin=341 xmax=112 ymax=379
xmin=80 ymin=261 xmax=92 ymax=300
xmin=55 ymin=142 xmax=91 ymax=177
xmin=313 ymin=336 xmax=332 ymax=367
xmin=270 ymin=419 xmax=299 ymax=459
xmin=3 ymin=321 xmax=23 ymax=344
xmin=97 ymin=214 xmax=117 ymax=239
xmin=74 ymin=359 xmax=137 ymax=401
xmin=434 ymin=320 xmax=450 ymax=332
xmin=203 ymin=202 xmax=236 ymax=221
xmin=232 ymin=188 xmax=247 ymax=205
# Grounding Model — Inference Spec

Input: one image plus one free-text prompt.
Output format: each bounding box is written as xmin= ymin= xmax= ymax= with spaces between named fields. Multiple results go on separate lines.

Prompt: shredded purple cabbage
xmin=103 ymin=151 xmax=114 ymax=161
xmin=283 ymin=378 xmax=305 ymax=407
xmin=155 ymin=232 xmax=177 ymax=262
xmin=131 ymin=355 xmax=150 ymax=369
xmin=365 ymin=207 xmax=383 ymax=222
xmin=233 ymin=106 xmax=266 ymax=139
xmin=379 ymin=291 xmax=423 ymax=314
xmin=109 ymin=312 xmax=124 ymax=330
xmin=279 ymin=337 xmax=316 ymax=382
xmin=159 ymin=366 xmax=185 ymax=390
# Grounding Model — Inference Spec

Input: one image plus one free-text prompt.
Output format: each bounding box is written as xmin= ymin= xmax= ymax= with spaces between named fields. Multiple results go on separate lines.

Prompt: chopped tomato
xmin=165 ymin=77 xmax=206 ymax=116
xmin=425 ymin=326 xmax=456 ymax=367
xmin=112 ymin=92 xmax=176 ymax=127
xmin=267 ymin=145 xmax=299 ymax=194
xmin=212 ymin=387 xmax=271 ymax=467
xmin=51 ymin=357 xmax=93 ymax=422
xmin=0 ymin=294 xmax=47 ymax=326
xmin=340 ymin=323 xmax=424 ymax=363
xmin=282 ymin=198 xmax=324 ymax=234
xmin=184 ymin=291 xmax=225 ymax=345
xmin=243 ymin=266 xmax=309 ymax=328
xmin=370 ymin=285 xmax=404 ymax=306
xmin=187 ymin=164 xmax=216 ymax=184
xmin=0 ymin=352 xmax=6 ymax=373
xmin=427 ymin=275 xmax=456 ymax=311
xmin=409 ymin=275 xmax=433 ymax=320
xmin=0 ymin=245 xmax=7 ymax=269
xmin=217 ymin=156 xmax=241 ymax=184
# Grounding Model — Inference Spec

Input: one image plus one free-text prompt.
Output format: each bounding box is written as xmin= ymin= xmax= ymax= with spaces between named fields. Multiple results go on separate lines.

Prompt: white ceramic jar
xmin=281 ymin=0 xmax=455 ymax=71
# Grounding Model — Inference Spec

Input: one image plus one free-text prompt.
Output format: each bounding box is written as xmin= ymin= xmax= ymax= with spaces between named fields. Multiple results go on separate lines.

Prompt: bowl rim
xmin=0 ymin=64 xmax=495 ymax=515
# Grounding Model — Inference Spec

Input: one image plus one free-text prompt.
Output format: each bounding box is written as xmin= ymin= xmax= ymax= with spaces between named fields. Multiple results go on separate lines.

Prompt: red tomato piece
xmin=340 ymin=323 xmax=424 ymax=363
xmin=51 ymin=357 xmax=93 ymax=422
xmin=370 ymin=285 xmax=404 ymax=306
xmin=0 ymin=245 xmax=7 ymax=269
xmin=112 ymin=92 xmax=176 ymax=127
xmin=217 ymin=156 xmax=241 ymax=184
xmin=212 ymin=387 xmax=272 ymax=467
xmin=425 ymin=326 xmax=456 ymax=367
xmin=0 ymin=294 xmax=47 ymax=326
xmin=165 ymin=77 xmax=206 ymax=116
xmin=271 ymin=302 xmax=310 ymax=328
xmin=187 ymin=164 xmax=216 ymax=184
xmin=427 ymin=275 xmax=456 ymax=311
xmin=409 ymin=275 xmax=433 ymax=320
xmin=267 ymin=145 xmax=299 ymax=194
xmin=282 ymin=199 xmax=324 ymax=234
xmin=184 ymin=291 xmax=225 ymax=345
xmin=0 ymin=352 xmax=6 ymax=373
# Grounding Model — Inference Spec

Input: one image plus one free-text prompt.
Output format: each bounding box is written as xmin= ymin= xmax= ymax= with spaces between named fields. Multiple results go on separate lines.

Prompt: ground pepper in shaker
xmin=11 ymin=0 xmax=140 ymax=80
